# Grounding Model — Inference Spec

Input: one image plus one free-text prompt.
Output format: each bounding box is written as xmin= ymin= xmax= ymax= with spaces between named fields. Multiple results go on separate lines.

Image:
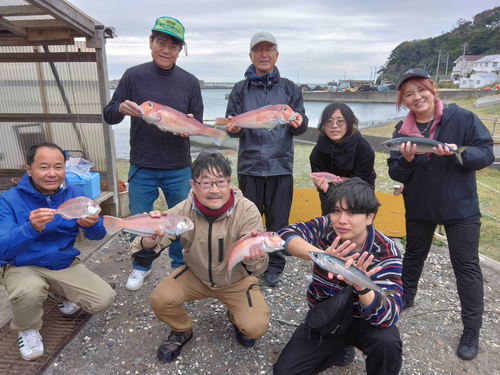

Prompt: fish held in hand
xmin=226 ymin=232 xmax=285 ymax=285
xmin=310 ymin=172 xmax=348 ymax=184
xmin=215 ymin=105 xmax=297 ymax=131
xmin=140 ymin=101 xmax=226 ymax=146
xmin=380 ymin=137 xmax=467 ymax=165
xmin=53 ymin=196 xmax=101 ymax=220
xmin=308 ymin=251 xmax=397 ymax=305
xmin=103 ymin=214 xmax=194 ymax=236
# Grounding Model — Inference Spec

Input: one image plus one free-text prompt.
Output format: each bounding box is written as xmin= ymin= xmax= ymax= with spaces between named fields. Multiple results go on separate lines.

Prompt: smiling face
xmin=401 ymin=79 xmax=437 ymax=121
xmin=324 ymin=109 xmax=348 ymax=143
xmin=191 ymin=169 xmax=232 ymax=210
xmin=249 ymin=41 xmax=279 ymax=76
xmin=150 ymin=34 xmax=182 ymax=70
xmin=329 ymin=198 xmax=374 ymax=250
xmin=26 ymin=146 xmax=66 ymax=194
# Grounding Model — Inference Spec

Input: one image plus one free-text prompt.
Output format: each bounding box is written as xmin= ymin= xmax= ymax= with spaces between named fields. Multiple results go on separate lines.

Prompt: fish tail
xmin=456 ymin=146 xmax=467 ymax=165
xmin=227 ymin=270 xmax=233 ymax=286
xmin=381 ymin=289 xmax=398 ymax=306
xmin=214 ymin=117 xmax=229 ymax=126
xmin=210 ymin=129 xmax=227 ymax=146
xmin=103 ymin=215 xmax=124 ymax=234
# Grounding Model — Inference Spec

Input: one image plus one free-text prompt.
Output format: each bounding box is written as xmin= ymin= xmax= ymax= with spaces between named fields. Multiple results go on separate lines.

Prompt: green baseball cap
xmin=152 ymin=16 xmax=185 ymax=43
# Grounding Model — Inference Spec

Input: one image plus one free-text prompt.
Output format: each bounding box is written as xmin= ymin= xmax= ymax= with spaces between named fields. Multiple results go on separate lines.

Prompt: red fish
xmin=103 ymin=214 xmax=194 ymax=236
xmin=140 ymin=101 xmax=227 ymax=146
xmin=310 ymin=172 xmax=348 ymax=184
xmin=226 ymin=232 xmax=285 ymax=285
xmin=53 ymin=196 xmax=101 ymax=220
xmin=215 ymin=105 xmax=297 ymax=131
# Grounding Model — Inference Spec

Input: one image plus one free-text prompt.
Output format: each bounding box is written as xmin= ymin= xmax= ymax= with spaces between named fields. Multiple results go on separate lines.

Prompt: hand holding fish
xmin=77 ymin=214 xmax=99 ymax=228
xmin=225 ymin=116 xmax=242 ymax=134
xmin=288 ymin=113 xmax=303 ymax=129
xmin=433 ymin=143 xmax=457 ymax=156
xmin=119 ymin=100 xmax=143 ymax=118
xmin=242 ymin=231 xmax=267 ymax=262
xmin=29 ymin=208 xmax=55 ymax=232
xmin=310 ymin=172 xmax=346 ymax=193
xmin=140 ymin=211 xmax=168 ymax=249
xmin=172 ymin=114 xmax=194 ymax=138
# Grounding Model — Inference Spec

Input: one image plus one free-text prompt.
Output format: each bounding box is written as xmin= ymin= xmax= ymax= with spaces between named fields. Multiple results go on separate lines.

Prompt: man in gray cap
xmin=225 ymin=31 xmax=308 ymax=287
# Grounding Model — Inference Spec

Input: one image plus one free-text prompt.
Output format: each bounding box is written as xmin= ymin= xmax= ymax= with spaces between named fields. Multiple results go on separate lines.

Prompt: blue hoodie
xmin=0 ymin=173 xmax=106 ymax=270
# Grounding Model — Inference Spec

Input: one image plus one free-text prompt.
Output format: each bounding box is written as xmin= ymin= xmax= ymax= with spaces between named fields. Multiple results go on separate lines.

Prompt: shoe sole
xmin=21 ymin=352 xmax=43 ymax=361
xmin=157 ymin=332 xmax=194 ymax=363
xmin=125 ymin=270 xmax=152 ymax=291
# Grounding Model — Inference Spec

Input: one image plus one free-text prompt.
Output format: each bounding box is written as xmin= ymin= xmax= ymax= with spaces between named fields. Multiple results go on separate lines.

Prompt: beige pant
xmin=0 ymin=259 xmax=116 ymax=331
xmin=150 ymin=266 xmax=270 ymax=339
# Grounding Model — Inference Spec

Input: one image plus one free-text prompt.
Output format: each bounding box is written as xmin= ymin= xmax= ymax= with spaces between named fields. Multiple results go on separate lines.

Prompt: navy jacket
xmin=0 ymin=174 xmax=106 ymax=270
xmin=226 ymin=65 xmax=308 ymax=176
xmin=387 ymin=103 xmax=494 ymax=224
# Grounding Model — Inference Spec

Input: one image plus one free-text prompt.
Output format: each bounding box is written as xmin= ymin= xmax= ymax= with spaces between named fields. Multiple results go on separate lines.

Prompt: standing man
xmin=0 ymin=143 xmax=116 ymax=361
xmin=132 ymin=152 xmax=271 ymax=363
xmin=103 ymin=17 xmax=204 ymax=291
xmin=225 ymin=31 xmax=308 ymax=286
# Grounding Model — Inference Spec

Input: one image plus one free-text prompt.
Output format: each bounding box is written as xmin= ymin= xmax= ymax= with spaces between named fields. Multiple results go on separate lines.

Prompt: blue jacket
xmin=387 ymin=103 xmax=494 ymax=224
xmin=225 ymin=65 xmax=308 ymax=176
xmin=0 ymin=174 xmax=106 ymax=270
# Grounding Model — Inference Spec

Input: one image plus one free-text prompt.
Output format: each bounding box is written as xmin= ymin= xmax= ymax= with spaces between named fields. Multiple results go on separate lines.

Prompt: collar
xmin=193 ymin=189 xmax=235 ymax=219
xmin=398 ymin=98 xmax=444 ymax=139
xmin=150 ymin=61 xmax=177 ymax=77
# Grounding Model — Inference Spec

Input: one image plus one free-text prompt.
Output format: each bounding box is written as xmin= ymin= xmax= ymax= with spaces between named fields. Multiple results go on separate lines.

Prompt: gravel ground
xmin=43 ymin=232 xmax=500 ymax=375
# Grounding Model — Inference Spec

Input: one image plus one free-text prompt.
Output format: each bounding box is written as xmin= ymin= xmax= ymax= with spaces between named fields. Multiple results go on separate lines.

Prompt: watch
xmin=357 ymin=288 xmax=371 ymax=295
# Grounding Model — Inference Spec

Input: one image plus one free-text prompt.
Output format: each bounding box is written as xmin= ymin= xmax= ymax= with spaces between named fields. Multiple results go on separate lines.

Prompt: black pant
xmin=238 ymin=174 xmax=293 ymax=274
xmin=403 ymin=219 xmax=483 ymax=329
xmin=273 ymin=319 xmax=402 ymax=375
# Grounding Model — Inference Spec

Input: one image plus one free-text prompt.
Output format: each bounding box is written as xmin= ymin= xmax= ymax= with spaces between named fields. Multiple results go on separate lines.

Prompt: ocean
xmin=111 ymin=89 xmax=406 ymax=160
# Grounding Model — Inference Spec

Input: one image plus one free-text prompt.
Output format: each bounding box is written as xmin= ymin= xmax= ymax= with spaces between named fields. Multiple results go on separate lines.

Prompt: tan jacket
xmin=130 ymin=186 xmax=267 ymax=287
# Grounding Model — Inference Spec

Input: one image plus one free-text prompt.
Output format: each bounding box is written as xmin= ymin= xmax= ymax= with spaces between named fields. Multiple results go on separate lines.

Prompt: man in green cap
xmin=103 ymin=17 xmax=203 ymax=291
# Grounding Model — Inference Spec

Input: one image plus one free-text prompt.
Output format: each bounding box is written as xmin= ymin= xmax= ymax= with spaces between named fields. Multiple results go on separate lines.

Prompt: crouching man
xmin=131 ymin=152 xmax=270 ymax=363
xmin=0 ymin=142 xmax=116 ymax=361
xmin=274 ymin=178 xmax=403 ymax=375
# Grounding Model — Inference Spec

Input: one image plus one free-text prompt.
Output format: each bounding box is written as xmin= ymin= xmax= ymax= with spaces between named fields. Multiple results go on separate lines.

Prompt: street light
xmin=297 ymin=67 xmax=303 ymax=85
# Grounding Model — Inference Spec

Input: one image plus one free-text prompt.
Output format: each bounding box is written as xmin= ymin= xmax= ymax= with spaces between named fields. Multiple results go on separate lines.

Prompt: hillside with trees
xmin=380 ymin=6 xmax=500 ymax=83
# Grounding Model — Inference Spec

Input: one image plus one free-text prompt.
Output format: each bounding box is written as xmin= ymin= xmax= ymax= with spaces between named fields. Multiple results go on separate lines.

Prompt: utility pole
xmin=445 ymin=53 xmax=450 ymax=75
xmin=374 ymin=66 xmax=377 ymax=85
xmin=435 ymin=49 xmax=442 ymax=82
xmin=460 ymin=42 xmax=468 ymax=79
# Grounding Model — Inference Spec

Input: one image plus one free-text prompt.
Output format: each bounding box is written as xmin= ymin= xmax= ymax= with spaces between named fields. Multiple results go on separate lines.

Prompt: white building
xmin=459 ymin=54 xmax=500 ymax=88
xmin=451 ymin=55 xmax=482 ymax=79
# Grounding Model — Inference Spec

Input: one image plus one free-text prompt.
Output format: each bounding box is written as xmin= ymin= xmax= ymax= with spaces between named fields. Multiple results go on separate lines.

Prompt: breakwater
xmin=302 ymin=90 xmax=499 ymax=103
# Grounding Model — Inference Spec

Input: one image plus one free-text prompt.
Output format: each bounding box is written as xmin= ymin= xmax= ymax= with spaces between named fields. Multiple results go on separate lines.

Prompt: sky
xmin=70 ymin=0 xmax=499 ymax=84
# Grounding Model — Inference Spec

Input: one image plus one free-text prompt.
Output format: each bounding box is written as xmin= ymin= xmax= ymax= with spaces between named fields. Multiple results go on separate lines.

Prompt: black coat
xmin=387 ymin=103 xmax=494 ymax=224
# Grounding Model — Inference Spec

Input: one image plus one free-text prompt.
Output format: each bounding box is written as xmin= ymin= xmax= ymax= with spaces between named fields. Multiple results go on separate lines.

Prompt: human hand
xmin=141 ymin=211 xmax=167 ymax=249
xmin=243 ymin=231 xmax=267 ymax=262
xmin=29 ymin=208 xmax=55 ymax=233
xmin=77 ymin=214 xmax=99 ymax=227
xmin=433 ymin=143 xmax=457 ymax=156
xmin=173 ymin=114 xmax=194 ymax=138
xmin=226 ymin=116 xmax=242 ymax=134
xmin=337 ymin=251 xmax=381 ymax=291
xmin=119 ymin=100 xmax=143 ymax=118
xmin=310 ymin=174 xmax=329 ymax=193
xmin=399 ymin=141 xmax=421 ymax=162
xmin=288 ymin=113 xmax=303 ymax=129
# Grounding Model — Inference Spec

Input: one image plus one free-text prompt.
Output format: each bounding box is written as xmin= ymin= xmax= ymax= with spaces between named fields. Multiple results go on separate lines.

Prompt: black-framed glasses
xmin=194 ymin=179 xmax=230 ymax=190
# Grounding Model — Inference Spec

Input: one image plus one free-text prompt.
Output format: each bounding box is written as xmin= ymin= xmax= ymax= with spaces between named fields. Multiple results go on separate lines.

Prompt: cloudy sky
xmin=71 ymin=0 xmax=498 ymax=84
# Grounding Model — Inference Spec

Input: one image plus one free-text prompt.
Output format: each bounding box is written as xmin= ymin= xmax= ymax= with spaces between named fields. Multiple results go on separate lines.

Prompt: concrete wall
xmin=302 ymin=90 xmax=499 ymax=103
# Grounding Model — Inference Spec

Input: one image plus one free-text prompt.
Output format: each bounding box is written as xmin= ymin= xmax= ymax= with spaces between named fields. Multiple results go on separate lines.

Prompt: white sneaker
xmin=126 ymin=269 xmax=151 ymax=291
xmin=18 ymin=330 xmax=44 ymax=361
xmin=57 ymin=301 xmax=81 ymax=315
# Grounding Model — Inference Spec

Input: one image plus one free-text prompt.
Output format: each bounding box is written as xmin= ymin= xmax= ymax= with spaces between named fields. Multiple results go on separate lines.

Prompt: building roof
xmin=475 ymin=55 xmax=500 ymax=63
xmin=453 ymin=55 xmax=483 ymax=63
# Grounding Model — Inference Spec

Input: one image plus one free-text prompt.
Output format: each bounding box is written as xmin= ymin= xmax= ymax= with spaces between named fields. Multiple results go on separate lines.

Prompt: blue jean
xmin=128 ymin=164 xmax=191 ymax=269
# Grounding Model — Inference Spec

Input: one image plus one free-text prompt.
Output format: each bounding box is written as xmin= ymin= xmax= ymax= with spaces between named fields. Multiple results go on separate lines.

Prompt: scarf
xmin=193 ymin=189 xmax=235 ymax=219
xmin=398 ymin=98 xmax=444 ymax=139
xmin=245 ymin=64 xmax=277 ymax=83
xmin=315 ymin=132 xmax=361 ymax=172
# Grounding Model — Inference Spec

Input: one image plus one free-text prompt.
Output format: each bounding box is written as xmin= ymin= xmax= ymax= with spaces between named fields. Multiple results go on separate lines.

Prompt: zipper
xmin=218 ymin=238 xmax=224 ymax=263
xmin=208 ymin=220 xmax=214 ymax=287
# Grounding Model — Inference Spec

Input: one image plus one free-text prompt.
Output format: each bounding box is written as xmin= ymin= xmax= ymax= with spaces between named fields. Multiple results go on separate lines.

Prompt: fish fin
xmin=210 ymin=130 xmax=227 ymax=146
xmin=214 ymin=117 xmax=229 ymax=126
xmin=456 ymin=146 xmax=467 ymax=165
xmin=103 ymin=215 xmax=123 ymax=234
xmin=381 ymin=289 xmax=398 ymax=307
xmin=227 ymin=270 xmax=233 ymax=286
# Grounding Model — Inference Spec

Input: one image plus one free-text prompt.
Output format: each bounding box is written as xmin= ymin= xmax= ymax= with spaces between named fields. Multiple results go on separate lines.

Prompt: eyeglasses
xmin=251 ymin=47 xmax=277 ymax=54
xmin=324 ymin=119 xmax=346 ymax=129
xmin=155 ymin=40 xmax=181 ymax=52
xmin=194 ymin=179 xmax=230 ymax=190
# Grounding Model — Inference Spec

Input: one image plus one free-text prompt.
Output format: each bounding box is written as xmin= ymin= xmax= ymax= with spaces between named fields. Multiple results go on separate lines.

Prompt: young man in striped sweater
xmin=274 ymin=178 xmax=403 ymax=375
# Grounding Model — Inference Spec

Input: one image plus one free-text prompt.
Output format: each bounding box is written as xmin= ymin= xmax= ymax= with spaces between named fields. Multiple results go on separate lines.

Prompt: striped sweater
xmin=278 ymin=216 xmax=403 ymax=328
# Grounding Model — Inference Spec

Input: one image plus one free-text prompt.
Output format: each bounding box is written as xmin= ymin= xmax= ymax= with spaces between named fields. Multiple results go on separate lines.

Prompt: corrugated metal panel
xmin=0 ymin=41 xmax=110 ymax=175
xmin=0 ymin=0 xmax=30 ymax=6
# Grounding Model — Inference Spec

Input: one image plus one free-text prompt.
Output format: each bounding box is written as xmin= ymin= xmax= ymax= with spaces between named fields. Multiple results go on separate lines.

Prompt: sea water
xmin=111 ymin=89 xmax=406 ymax=160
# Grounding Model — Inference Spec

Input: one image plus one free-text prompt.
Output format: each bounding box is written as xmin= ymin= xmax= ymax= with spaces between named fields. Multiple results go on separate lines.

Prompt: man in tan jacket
xmin=130 ymin=152 xmax=270 ymax=363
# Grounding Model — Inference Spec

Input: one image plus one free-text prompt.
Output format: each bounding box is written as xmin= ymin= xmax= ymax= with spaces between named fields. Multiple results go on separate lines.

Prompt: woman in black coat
xmin=310 ymin=102 xmax=376 ymax=215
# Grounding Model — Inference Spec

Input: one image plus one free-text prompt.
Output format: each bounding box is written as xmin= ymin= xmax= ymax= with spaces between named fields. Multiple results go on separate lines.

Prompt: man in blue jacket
xmin=0 ymin=143 xmax=116 ymax=361
xmin=225 ymin=31 xmax=308 ymax=286
xmin=103 ymin=16 xmax=203 ymax=290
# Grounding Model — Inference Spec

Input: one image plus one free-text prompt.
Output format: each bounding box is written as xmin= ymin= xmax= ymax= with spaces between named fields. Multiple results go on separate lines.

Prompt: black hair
xmin=191 ymin=152 xmax=231 ymax=180
xmin=26 ymin=142 xmax=66 ymax=166
xmin=324 ymin=177 xmax=380 ymax=215
xmin=150 ymin=31 xmax=183 ymax=45
xmin=318 ymin=102 xmax=359 ymax=139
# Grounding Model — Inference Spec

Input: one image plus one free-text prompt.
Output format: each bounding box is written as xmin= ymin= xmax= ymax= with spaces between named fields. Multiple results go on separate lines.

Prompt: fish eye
xmin=148 ymin=103 xmax=153 ymax=108
xmin=270 ymin=232 xmax=276 ymax=236
xmin=282 ymin=106 xmax=287 ymax=111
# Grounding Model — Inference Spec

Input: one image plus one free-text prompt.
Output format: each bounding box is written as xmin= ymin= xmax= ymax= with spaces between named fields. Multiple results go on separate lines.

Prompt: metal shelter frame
xmin=0 ymin=0 xmax=118 ymax=215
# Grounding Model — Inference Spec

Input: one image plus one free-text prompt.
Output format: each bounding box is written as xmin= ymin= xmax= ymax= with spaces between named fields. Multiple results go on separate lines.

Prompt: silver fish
xmin=53 ymin=196 xmax=101 ymax=220
xmin=308 ymin=251 xmax=397 ymax=305
xmin=380 ymin=137 xmax=467 ymax=165
xmin=103 ymin=214 xmax=194 ymax=236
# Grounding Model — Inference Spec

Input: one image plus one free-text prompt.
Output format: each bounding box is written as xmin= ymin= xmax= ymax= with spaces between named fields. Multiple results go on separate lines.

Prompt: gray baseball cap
xmin=250 ymin=31 xmax=278 ymax=51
